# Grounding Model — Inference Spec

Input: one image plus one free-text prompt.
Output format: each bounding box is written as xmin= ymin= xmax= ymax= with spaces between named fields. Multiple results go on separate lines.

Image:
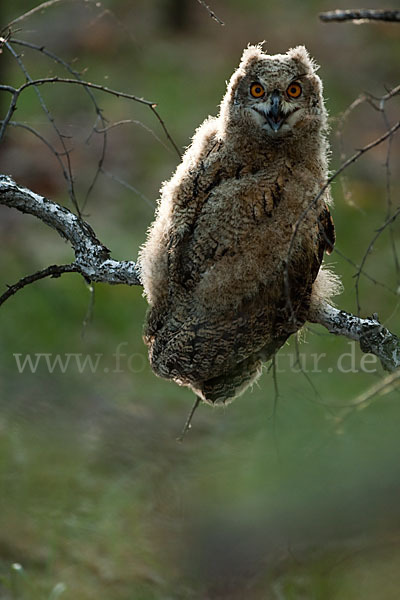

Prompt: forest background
xmin=0 ymin=1 xmax=400 ymax=598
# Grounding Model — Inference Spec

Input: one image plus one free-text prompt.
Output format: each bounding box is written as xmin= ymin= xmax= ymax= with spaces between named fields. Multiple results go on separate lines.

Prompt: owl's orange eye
xmin=250 ymin=82 xmax=265 ymax=98
xmin=286 ymin=82 xmax=302 ymax=98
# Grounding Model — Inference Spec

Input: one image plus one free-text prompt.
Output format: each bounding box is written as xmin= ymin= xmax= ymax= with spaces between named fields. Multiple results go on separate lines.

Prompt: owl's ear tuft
xmin=239 ymin=43 xmax=266 ymax=69
xmin=288 ymin=45 xmax=318 ymax=73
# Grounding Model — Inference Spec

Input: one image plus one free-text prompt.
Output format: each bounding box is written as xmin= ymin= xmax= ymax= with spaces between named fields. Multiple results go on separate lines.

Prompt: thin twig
xmin=284 ymin=121 xmax=400 ymax=326
xmin=334 ymin=94 xmax=367 ymax=208
xmin=6 ymin=76 xmax=156 ymax=106
xmin=0 ymin=74 xmax=180 ymax=158
xmin=177 ymin=396 xmax=202 ymax=442
xmin=371 ymin=84 xmax=400 ymax=104
xmin=291 ymin=335 xmax=337 ymax=414
xmin=332 ymin=371 xmax=400 ymax=433
xmin=334 ymin=245 xmax=397 ymax=300
xmin=5 ymin=41 xmax=80 ymax=215
xmin=10 ymin=37 xmax=109 ymax=207
xmin=1 ymin=120 xmax=72 ymax=169
xmin=150 ymin=105 xmax=181 ymax=158
xmin=270 ymin=356 xmax=282 ymax=464
xmin=4 ymin=0 xmax=100 ymax=31
xmin=332 ymin=84 xmax=399 ymax=211
xmin=0 ymin=264 xmax=79 ymax=306
xmin=196 ymin=0 xmax=225 ymax=25
xmin=342 ymin=371 xmax=400 ymax=414
xmin=381 ymin=106 xmax=400 ymax=288
xmin=326 ymin=122 xmax=400 ymax=211
xmin=100 ymin=168 xmax=155 ymax=209
xmin=332 ymin=83 xmax=400 ymax=312
xmin=94 ymin=118 xmax=171 ymax=153
xmin=354 ymin=205 xmax=400 ymax=316
xmin=319 ymin=10 xmax=400 ymax=23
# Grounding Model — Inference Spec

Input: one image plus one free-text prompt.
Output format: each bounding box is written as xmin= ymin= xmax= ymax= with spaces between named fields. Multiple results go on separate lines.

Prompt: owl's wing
xmin=145 ymin=145 xmax=336 ymax=391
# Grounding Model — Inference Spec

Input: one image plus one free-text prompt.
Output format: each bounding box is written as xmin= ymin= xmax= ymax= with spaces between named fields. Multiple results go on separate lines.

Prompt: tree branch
xmin=0 ymin=263 xmax=79 ymax=306
xmin=1 ymin=174 xmax=399 ymax=372
xmin=196 ymin=0 xmax=225 ymax=25
xmin=319 ymin=9 xmax=400 ymax=23
xmin=312 ymin=304 xmax=400 ymax=372
xmin=0 ymin=175 xmax=141 ymax=286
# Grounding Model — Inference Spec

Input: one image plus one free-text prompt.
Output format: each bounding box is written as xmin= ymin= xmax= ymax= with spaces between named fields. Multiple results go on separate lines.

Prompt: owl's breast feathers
xmin=167 ymin=136 xmax=334 ymax=297
xmin=142 ymin=133 xmax=335 ymax=401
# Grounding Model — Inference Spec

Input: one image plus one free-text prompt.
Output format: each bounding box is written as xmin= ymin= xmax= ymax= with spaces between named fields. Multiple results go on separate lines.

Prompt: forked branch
xmin=0 ymin=175 xmax=141 ymax=293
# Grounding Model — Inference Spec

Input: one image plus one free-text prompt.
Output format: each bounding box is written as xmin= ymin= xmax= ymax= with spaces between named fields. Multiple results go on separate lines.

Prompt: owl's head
xmin=220 ymin=45 xmax=327 ymax=142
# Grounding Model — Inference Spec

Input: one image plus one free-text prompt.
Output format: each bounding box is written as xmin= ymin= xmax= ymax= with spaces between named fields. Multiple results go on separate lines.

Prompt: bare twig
xmin=94 ymin=118 xmax=171 ymax=153
xmin=0 ymin=76 xmax=180 ymax=157
xmin=354 ymin=207 xmax=400 ymax=316
xmin=0 ymin=264 xmax=79 ymax=306
xmin=319 ymin=9 xmax=400 ymax=23
xmin=346 ymin=371 xmax=400 ymax=411
xmin=333 ymin=84 xmax=400 ymax=313
xmin=333 ymin=245 xmax=397 ymax=302
xmin=1 ymin=120 xmax=72 ymax=171
xmin=334 ymin=84 xmax=400 ymax=212
xmin=196 ymin=0 xmax=225 ymax=25
xmin=149 ymin=105 xmax=181 ymax=158
xmin=0 ymin=76 xmax=157 ymax=108
xmin=99 ymin=168 xmax=155 ymax=209
xmin=325 ymin=121 xmax=400 ymax=205
xmin=270 ymin=356 xmax=282 ymax=463
xmin=284 ymin=120 xmax=400 ymax=322
xmin=4 ymin=0 xmax=100 ymax=31
xmin=371 ymin=84 xmax=400 ymax=105
xmin=323 ymin=370 xmax=400 ymax=437
xmin=177 ymin=396 xmax=202 ymax=442
xmin=5 ymin=41 xmax=80 ymax=215
xmin=381 ymin=101 xmax=400 ymax=292
xmin=10 ymin=37 xmax=109 ymax=207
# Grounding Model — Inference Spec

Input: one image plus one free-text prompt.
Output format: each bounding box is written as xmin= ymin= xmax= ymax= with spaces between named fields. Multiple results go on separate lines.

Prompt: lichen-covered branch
xmin=312 ymin=303 xmax=400 ymax=372
xmin=0 ymin=175 xmax=141 ymax=287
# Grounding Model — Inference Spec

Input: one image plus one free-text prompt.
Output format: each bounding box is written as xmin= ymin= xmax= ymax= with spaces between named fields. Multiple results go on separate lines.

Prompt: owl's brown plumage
xmin=139 ymin=44 xmax=340 ymax=404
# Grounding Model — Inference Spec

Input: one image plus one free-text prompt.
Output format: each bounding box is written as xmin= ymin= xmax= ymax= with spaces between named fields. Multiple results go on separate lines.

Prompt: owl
xmin=139 ymin=44 xmax=339 ymax=405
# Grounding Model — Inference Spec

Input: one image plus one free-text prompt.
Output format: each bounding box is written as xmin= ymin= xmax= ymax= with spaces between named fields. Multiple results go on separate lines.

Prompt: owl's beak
xmin=265 ymin=90 xmax=284 ymax=132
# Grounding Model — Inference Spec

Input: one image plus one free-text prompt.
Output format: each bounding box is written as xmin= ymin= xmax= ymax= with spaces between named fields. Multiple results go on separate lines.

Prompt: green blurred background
xmin=0 ymin=1 xmax=400 ymax=598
